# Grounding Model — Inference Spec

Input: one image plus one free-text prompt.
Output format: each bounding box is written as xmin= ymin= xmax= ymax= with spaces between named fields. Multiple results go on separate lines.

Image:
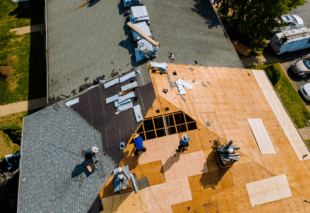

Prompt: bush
xmin=0 ymin=125 xmax=22 ymax=145
xmin=265 ymin=64 xmax=281 ymax=86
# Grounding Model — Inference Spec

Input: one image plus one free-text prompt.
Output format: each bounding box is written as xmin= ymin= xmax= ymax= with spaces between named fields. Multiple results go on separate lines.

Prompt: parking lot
xmin=274 ymin=1 xmax=310 ymax=104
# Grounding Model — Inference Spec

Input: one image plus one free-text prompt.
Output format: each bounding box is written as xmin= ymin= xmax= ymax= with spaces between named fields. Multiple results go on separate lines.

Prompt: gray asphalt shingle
xmin=47 ymin=0 xmax=242 ymax=99
xmin=18 ymin=102 xmax=116 ymax=213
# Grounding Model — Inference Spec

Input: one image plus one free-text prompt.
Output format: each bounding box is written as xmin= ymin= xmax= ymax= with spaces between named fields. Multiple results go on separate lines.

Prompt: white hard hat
xmin=227 ymin=148 xmax=234 ymax=154
xmin=92 ymin=146 xmax=99 ymax=153
xmin=117 ymin=167 xmax=123 ymax=173
xmin=182 ymin=134 xmax=188 ymax=141
xmin=118 ymin=174 xmax=124 ymax=180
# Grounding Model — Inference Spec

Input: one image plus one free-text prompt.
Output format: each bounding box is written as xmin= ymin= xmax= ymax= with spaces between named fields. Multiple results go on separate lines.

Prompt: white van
xmin=270 ymin=28 xmax=310 ymax=55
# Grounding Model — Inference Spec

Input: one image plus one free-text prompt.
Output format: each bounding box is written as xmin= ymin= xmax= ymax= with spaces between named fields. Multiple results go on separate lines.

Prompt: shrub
xmin=0 ymin=125 xmax=22 ymax=145
xmin=265 ymin=64 xmax=281 ymax=86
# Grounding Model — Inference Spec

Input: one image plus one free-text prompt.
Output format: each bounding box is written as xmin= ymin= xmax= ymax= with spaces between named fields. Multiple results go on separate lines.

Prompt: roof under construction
xmin=46 ymin=0 xmax=242 ymax=100
xmin=99 ymin=63 xmax=310 ymax=212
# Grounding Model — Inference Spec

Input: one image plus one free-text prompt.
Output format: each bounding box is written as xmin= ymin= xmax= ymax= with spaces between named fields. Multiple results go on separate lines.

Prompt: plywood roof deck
xmin=100 ymin=64 xmax=310 ymax=212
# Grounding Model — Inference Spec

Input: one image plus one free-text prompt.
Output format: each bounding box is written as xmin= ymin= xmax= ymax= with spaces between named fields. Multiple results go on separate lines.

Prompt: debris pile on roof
xmin=150 ymin=62 xmax=168 ymax=71
xmin=124 ymin=5 xmax=159 ymax=62
xmin=131 ymin=22 xmax=152 ymax=41
xmin=213 ymin=140 xmax=241 ymax=164
xmin=104 ymin=71 xmax=143 ymax=121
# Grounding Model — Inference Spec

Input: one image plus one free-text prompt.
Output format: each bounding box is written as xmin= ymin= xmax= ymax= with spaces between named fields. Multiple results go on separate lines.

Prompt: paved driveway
xmin=291 ymin=1 xmax=310 ymax=28
xmin=274 ymin=1 xmax=310 ymax=104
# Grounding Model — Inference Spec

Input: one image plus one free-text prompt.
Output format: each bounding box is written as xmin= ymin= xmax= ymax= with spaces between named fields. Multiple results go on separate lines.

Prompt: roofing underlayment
xmin=99 ymin=63 xmax=310 ymax=213
xmin=46 ymin=0 xmax=242 ymax=99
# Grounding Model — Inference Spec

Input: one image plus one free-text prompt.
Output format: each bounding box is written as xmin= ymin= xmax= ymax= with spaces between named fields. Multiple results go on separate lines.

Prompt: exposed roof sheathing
xmin=246 ymin=174 xmax=292 ymax=207
xmin=248 ymin=118 xmax=276 ymax=154
xmin=252 ymin=69 xmax=310 ymax=161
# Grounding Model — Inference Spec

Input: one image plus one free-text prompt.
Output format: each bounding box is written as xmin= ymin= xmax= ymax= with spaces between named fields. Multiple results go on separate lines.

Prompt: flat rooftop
xmin=46 ymin=0 xmax=242 ymax=100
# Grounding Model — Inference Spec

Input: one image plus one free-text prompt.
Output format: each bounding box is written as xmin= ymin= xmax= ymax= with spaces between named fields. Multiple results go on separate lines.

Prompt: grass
xmin=0 ymin=32 xmax=46 ymax=105
xmin=0 ymin=108 xmax=43 ymax=159
xmin=305 ymin=139 xmax=310 ymax=148
xmin=247 ymin=63 xmax=310 ymax=129
xmin=0 ymin=1 xmax=46 ymax=105
xmin=0 ymin=1 xmax=43 ymax=31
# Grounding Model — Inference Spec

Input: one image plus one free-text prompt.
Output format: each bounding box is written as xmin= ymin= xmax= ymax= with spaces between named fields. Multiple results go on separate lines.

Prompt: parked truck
xmin=270 ymin=28 xmax=310 ymax=55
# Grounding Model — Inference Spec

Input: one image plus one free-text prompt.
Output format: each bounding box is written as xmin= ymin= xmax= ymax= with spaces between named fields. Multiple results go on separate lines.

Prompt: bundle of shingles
xmin=104 ymin=70 xmax=143 ymax=122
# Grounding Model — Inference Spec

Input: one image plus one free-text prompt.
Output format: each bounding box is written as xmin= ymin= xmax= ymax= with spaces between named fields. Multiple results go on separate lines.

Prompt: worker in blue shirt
xmin=176 ymin=134 xmax=190 ymax=153
xmin=133 ymin=133 xmax=147 ymax=156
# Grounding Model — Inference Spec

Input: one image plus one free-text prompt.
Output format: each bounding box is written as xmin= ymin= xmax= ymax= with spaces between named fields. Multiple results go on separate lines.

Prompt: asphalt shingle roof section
xmin=46 ymin=0 xmax=242 ymax=99
xmin=18 ymin=102 xmax=116 ymax=213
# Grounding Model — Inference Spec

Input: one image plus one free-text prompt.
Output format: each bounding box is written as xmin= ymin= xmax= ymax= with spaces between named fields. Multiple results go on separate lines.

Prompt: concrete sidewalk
xmin=10 ymin=24 xmax=44 ymax=35
xmin=0 ymin=97 xmax=46 ymax=117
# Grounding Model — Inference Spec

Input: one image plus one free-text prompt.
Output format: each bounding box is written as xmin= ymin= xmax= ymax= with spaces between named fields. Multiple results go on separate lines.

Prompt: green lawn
xmin=0 ymin=108 xmax=43 ymax=159
xmin=247 ymin=63 xmax=310 ymax=129
xmin=0 ymin=1 xmax=46 ymax=105
xmin=0 ymin=0 xmax=43 ymax=31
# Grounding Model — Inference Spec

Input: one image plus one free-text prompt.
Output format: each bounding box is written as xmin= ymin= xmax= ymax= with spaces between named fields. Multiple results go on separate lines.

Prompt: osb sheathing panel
xmin=246 ymin=174 xmax=292 ymax=207
xmin=149 ymin=64 xmax=310 ymax=212
xmin=101 ymin=64 xmax=310 ymax=212
xmin=145 ymin=96 xmax=181 ymax=118
xmin=252 ymin=69 xmax=310 ymax=161
xmin=101 ymin=178 xmax=192 ymax=213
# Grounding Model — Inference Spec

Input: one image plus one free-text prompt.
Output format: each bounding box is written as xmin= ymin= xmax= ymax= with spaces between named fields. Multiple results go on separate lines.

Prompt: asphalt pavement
xmin=273 ymin=1 xmax=310 ymax=104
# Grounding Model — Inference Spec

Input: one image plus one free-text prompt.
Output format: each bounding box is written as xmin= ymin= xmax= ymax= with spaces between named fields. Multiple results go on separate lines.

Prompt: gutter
xmin=209 ymin=2 xmax=244 ymax=69
xmin=16 ymin=117 xmax=25 ymax=213
xmin=45 ymin=0 xmax=49 ymax=104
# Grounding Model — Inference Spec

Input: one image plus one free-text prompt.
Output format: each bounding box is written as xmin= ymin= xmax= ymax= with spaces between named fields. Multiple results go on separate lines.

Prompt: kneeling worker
xmin=81 ymin=146 xmax=99 ymax=162
xmin=176 ymin=134 xmax=190 ymax=153
xmin=133 ymin=133 xmax=147 ymax=156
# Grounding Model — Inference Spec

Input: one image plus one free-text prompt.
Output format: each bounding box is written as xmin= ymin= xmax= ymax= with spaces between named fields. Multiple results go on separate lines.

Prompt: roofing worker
xmin=81 ymin=146 xmax=99 ymax=162
xmin=133 ymin=133 xmax=147 ymax=156
xmin=176 ymin=134 xmax=190 ymax=153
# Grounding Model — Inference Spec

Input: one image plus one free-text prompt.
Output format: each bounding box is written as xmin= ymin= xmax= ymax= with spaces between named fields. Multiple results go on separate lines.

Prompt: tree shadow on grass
xmin=0 ymin=125 xmax=22 ymax=146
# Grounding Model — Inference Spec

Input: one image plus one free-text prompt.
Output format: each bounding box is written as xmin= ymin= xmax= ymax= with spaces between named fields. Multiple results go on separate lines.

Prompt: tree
xmin=215 ymin=0 xmax=306 ymax=39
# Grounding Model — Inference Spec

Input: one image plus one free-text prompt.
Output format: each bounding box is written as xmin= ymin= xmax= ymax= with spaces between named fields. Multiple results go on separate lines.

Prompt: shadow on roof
xmin=191 ymin=0 xmax=221 ymax=29
xmin=88 ymin=0 xmax=101 ymax=8
xmin=199 ymin=150 xmax=230 ymax=190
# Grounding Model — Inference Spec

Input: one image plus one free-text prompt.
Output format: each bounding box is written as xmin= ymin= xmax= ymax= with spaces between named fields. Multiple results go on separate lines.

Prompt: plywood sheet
xmin=246 ymin=174 xmax=292 ymax=207
xmin=252 ymin=70 xmax=310 ymax=161
xmin=101 ymin=178 xmax=192 ymax=213
xmin=138 ymin=134 xmax=180 ymax=165
xmin=248 ymin=118 xmax=276 ymax=154
xmin=162 ymin=150 xmax=208 ymax=183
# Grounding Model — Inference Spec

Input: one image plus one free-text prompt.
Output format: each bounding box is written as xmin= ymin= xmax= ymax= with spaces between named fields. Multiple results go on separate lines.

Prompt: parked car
xmin=300 ymin=83 xmax=310 ymax=101
xmin=274 ymin=14 xmax=304 ymax=32
xmin=291 ymin=57 xmax=310 ymax=77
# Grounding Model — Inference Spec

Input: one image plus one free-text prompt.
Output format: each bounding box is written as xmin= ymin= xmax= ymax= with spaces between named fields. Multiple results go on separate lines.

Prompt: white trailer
xmin=270 ymin=28 xmax=310 ymax=55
